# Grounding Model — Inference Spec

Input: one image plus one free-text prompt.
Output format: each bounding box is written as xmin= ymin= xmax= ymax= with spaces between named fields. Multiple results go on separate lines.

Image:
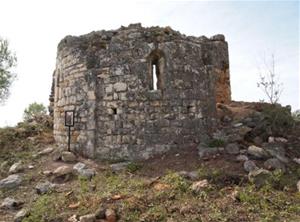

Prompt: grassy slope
xmin=0 ymin=118 xmax=300 ymax=222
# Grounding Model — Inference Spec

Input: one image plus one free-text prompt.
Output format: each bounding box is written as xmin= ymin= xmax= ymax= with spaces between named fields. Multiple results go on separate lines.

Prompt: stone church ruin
xmin=49 ymin=23 xmax=231 ymax=160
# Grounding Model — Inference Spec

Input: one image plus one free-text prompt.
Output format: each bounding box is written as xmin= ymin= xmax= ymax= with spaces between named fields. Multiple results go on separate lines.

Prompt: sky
xmin=0 ymin=0 xmax=299 ymax=126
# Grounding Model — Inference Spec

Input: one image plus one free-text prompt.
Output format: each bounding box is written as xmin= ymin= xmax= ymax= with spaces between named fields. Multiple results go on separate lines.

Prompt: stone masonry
xmin=50 ymin=23 xmax=231 ymax=160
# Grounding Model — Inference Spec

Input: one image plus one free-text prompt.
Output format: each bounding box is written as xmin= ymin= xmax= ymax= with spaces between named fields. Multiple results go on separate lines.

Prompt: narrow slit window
xmin=148 ymin=49 xmax=164 ymax=90
xmin=152 ymin=63 xmax=158 ymax=90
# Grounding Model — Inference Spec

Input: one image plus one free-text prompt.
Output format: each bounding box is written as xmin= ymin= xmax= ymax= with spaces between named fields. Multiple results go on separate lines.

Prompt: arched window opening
xmin=148 ymin=49 xmax=165 ymax=90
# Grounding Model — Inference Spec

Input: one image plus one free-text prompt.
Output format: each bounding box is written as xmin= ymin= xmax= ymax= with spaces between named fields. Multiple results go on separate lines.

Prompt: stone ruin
xmin=49 ymin=23 xmax=231 ymax=160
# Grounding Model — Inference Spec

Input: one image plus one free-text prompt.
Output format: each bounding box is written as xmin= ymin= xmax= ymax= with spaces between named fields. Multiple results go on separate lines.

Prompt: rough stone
xmin=225 ymin=143 xmax=240 ymax=155
xmin=37 ymin=147 xmax=54 ymax=156
xmin=297 ymin=180 xmax=300 ymax=192
xmin=35 ymin=181 xmax=56 ymax=194
xmin=52 ymin=165 xmax=74 ymax=182
xmin=178 ymin=171 xmax=199 ymax=181
xmin=198 ymin=146 xmax=223 ymax=159
xmin=0 ymin=197 xmax=23 ymax=210
xmin=243 ymin=160 xmax=259 ymax=172
xmin=191 ymin=179 xmax=209 ymax=193
xmin=61 ymin=151 xmax=77 ymax=162
xmin=50 ymin=24 xmax=231 ymax=160
xmin=78 ymin=168 xmax=96 ymax=180
xmin=110 ymin=162 xmax=131 ymax=171
xmin=79 ymin=214 xmax=96 ymax=222
xmin=14 ymin=209 xmax=28 ymax=222
xmin=248 ymin=169 xmax=271 ymax=188
xmin=8 ymin=161 xmax=23 ymax=174
xmin=247 ymin=145 xmax=269 ymax=159
xmin=263 ymin=158 xmax=286 ymax=171
xmin=0 ymin=174 xmax=22 ymax=189
xmin=236 ymin=154 xmax=248 ymax=162
xmin=105 ymin=208 xmax=117 ymax=222
xmin=73 ymin=162 xmax=86 ymax=172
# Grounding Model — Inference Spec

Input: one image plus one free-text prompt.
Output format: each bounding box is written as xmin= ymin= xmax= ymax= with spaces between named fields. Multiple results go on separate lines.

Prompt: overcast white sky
xmin=0 ymin=0 xmax=299 ymax=126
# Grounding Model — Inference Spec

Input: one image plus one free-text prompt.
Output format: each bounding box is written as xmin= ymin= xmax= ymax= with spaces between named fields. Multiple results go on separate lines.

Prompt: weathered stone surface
xmin=243 ymin=160 xmax=259 ymax=172
xmin=297 ymin=180 xmax=300 ymax=192
xmin=35 ymin=181 xmax=56 ymax=194
xmin=37 ymin=147 xmax=54 ymax=156
xmin=79 ymin=214 xmax=96 ymax=222
xmin=8 ymin=161 xmax=23 ymax=174
xmin=178 ymin=171 xmax=199 ymax=181
xmin=52 ymin=165 xmax=74 ymax=182
xmin=247 ymin=145 xmax=270 ymax=159
xmin=105 ymin=208 xmax=117 ymax=222
xmin=61 ymin=151 xmax=77 ymax=162
xmin=78 ymin=168 xmax=95 ymax=180
xmin=110 ymin=162 xmax=131 ymax=171
xmin=263 ymin=158 xmax=285 ymax=171
xmin=225 ymin=143 xmax=240 ymax=155
xmin=0 ymin=197 xmax=23 ymax=210
xmin=14 ymin=209 xmax=28 ymax=222
xmin=50 ymin=24 xmax=230 ymax=160
xmin=191 ymin=179 xmax=209 ymax=193
xmin=73 ymin=162 xmax=86 ymax=172
xmin=0 ymin=174 xmax=22 ymax=189
xmin=236 ymin=154 xmax=248 ymax=162
xmin=248 ymin=169 xmax=271 ymax=188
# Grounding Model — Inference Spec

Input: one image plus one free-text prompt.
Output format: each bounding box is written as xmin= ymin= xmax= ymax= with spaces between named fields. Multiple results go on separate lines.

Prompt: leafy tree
xmin=23 ymin=102 xmax=47 ymax=121
xmin=257 ymin=54 xmax=283 ymax=104
xmin=0 ymin=37 xmax=17 ymax=104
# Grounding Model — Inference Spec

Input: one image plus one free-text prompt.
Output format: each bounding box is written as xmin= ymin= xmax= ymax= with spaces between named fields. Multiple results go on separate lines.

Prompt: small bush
xmin=23 ymin=102 xmax=47 ymax=122
xmin=292 ymin=110 xmax=300 ymax=122
xmin=126 ymin=162 xmax=142 ymax=173
xmin=260 ymin=104 xmax=295 ymax=136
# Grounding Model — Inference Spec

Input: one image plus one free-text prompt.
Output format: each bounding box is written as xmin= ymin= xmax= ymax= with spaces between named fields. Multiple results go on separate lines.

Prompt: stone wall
xmin=51 ymin=23 xmax=231 ymax=160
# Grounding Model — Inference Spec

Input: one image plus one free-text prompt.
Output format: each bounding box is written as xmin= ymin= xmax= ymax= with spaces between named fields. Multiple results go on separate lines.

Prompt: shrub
xmin=23 ymin=102 xmax=47 ymax=122
xmin=260 ymin=104 xmax=294 ymax=136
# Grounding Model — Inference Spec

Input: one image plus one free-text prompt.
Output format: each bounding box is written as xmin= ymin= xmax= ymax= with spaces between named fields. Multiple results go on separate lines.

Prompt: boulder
xmin=95 ymin=206 xmax=106 ymax=219
xmin=0 ymin=197 xmax=23 ymax=210
xmin=0 ymin=174 xmax=22 ymax=189
xmin=73 ymin=162 xmax=86 ymax=172
xmin=248 ymin=169 xmax=271 ymax=188
xmin=243 ymin=160 xmax=259 ymax=172
xmin=37 ymin=147 xmax=54 ymax=156
xmin=191 ymin=179 xmax=209 ymax=193
xmin=9 ymin=161 xmax=23 ymax=174
xmin=14 ymin=209 xmax=28 ymax=222
xmin=79 ymin=214 xmax=96 ymax=222
xmin=247 ymin=145 xmax=269 ymax=159
xmin=35 ymin=181 xmax=56 ymax=194
xmin=105 ymin=208 xmax=117 ymax=222
xmin=225 ymin=143 xmax=240 ymax=155
xmin=78 ymin=168 xmax=96 ymax=180
xmin=236 ymin=155 xmax=248 ymax=162
xmin=293 ymin=158 xmax=300 ymax=165
xmin=52 ymin=165 xmax=74 ymax=182
xmin=53 ymin=165 xmax=73 ymax=176
xmin=264 ymin=158 xmax=286 ymax=171
xmin=110 ymin=162 xmax=131 ymax=171
xmin=61 ymin=151 xmax=77 ymax=163
xmin=178 ymin=171 xmax=199 ymax=181
xmin=198 ymin=147 xmax=223 ymax=159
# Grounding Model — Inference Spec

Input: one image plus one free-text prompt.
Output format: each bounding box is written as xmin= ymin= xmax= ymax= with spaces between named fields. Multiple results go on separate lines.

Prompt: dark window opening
xmin=112 ymin=108 xmax=117 ymax=115
xmin=187 ymin=105 xmax=194 ymax=113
